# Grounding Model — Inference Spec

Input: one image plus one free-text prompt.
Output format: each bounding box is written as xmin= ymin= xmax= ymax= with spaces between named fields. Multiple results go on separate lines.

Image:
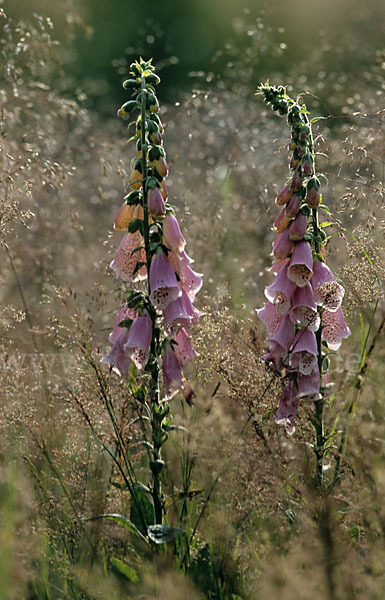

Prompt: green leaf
xmin=118 ymin=318 xmax=133 ymax=329
xmin=310 ymin=116 xmax=328 ymax=123
xmin=94 ymin=513 xmax=148 ymax=543
xmin=110 ymin=557 xmax=140 ymax=582
xmin=128 ymin=218 xmax=143 ymax=235
xmin=319 ymin=221 xmax=333 ymax=228
xmin=147 ymin=524 xmax=182 ymax=544
xmin=130 ymin=485 xmax=154 ymax=536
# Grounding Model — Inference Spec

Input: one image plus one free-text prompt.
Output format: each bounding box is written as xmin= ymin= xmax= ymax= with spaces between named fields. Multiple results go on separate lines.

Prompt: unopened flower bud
xmin=117 ymin=100 xmax=137 ymax=117
xmin=276 ymin=183 xmax=293 ymax=206
xmin=285 ymin=193 xmax=301 ymax=219
xmin=274 ymin=205 xmax=291 ymax=233
xmin=148 ymin=186 xmax=166 ymax=217
xmin=289 ymin=212 xmax=307 ymax=240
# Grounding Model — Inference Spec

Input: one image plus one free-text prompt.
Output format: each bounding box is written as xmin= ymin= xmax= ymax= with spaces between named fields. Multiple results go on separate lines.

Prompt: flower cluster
xmin=101 ymin=59 xmax=202 ymax=401
xmin=257 ymin=85 xmax=350 ymax=433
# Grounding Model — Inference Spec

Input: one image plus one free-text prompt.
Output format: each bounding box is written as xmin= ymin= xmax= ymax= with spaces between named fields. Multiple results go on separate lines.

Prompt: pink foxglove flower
xmin=163 ymin=294 xmax=193 ymax=337
xmin=296 ymin=367 xmax=321 ymax=401
xmin=273 ymin=228 xmax=294 ymax=260
xmin=148 ymin=186 xmax=166 ymax=217
xmin=256 ymin=301 xmax=281 ymax=338
xmin=123 ymin=313 xmax=152 ymax=369
xmin=109 ymin=305 xmax=138 ymax=343
xmin=321 ymin=307 xmax=351 ymax=350
xmin=179 ymin=264 xmax=203 ymax=301
xmin=276 ymin=183 xmax=293 ymax=206
xmin=274 ymin=382 xmax=297 ymax=435
xmin=149 ymin=252 xmax=181 ymax=310
xmin=265 ymin=263 xmax=297 ymax=315
xmin=273 ymin=205 xmax=291 ymax=233
xmin=173 ymin=328 xmax=198 ymax=365
xmin=114 ymin=202 xmax=136 ymax=230
xmin=287 ymin=240 xmax=313 ymax=287
xmin=101 ymin=329 xmax=131 ymax=376
xmin=110 ymin=232 xmax=146 ymax=282
xmin=290 ymin=283 xmax=320 ymax=332
xmin=163 ymin=345 xmax=183 ymax=399
xmin=306 ymin=186 xmax=320 ymax=208
xmin=167 ymin=248 xmax=194 ymax=276
xmin=163 ymin=213 xmax=186 ymax=253
xmin=264 ymin=314 xmax=295 ymax=370
xmin=269 ymin=257 xmax=290 ymax=274
xmin=311 ymin=260 xmax=345 ymax=312
xmin=289 ymin=328 xmax=318 ymax=375
xmin=285 ymin=193 xmax=301 ymax=219
xmin=289 ymin=212 xmax=307 ymax=241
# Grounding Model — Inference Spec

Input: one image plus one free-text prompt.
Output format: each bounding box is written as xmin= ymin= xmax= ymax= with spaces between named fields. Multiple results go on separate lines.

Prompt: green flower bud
xmin=146 ymin=73 xmax=160 ymax=85
xmin=117 ymin=100 xmax=137 ymax=117
xmin=122 ymin=78 xmax=139 ymax=90
xmin=130 ymin=62 xmax=142 ymax=76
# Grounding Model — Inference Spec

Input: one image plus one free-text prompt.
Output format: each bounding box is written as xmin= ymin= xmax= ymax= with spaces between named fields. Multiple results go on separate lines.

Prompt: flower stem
xmin=140 ymin=73 xmax=163 ymax=525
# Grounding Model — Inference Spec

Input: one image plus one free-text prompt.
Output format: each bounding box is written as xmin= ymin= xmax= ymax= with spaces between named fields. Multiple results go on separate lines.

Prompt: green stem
xmin=140 ymin=74 xmax=163 ymax=525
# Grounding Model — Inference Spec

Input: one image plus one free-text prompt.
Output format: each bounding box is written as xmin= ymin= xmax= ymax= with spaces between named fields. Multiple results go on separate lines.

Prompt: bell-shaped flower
xmin=269 ymin=257 xmax=290 ymax=274
xmin=311 ymin=260 xmax=345 ymax=312
xmin=160 ymin=179 xmax=168 ymax=201
xmin=276 ymin=183 xmax=293 ymax=206
xmin=321 ymin=307 xmax=351 ymax=350
xmin=290 ymin=283 xmax=320 ymax=332
xmin=289 ymin=328 xmax=318 ymax=376
xmin=296 ymin=367 xmax=321 ymax=400
xmin=273 ymin=205 xmax=291 ymax=233
xmin=101 ymin=329 xmax=131 ymax=376
xmin=287 ymin=240 xmax=313 ymax=287
xmin=114 ymin=202 xmax=136 ymax=230
xmin=163 ymin=292 xmax=194 ymax=337
xmin=151 ymin=156 xmax=169 ymax=178
xmin=256 ymin=301 xmax=281 ymax=338
xmin=289 ymin=212 xmax=307 ymax=241
xmin=149 ymin=251 xmax=181 ymax=310
xmin=273 ymin=228 xmax=294 ymax=260
xmin=167 ymin=249 xmax=194 ymax=276
xmin=274 ymin=382 xmax=297 ymax=435
xmin=109 ymin=305 xmax=138 ymax=343
xmin=162 ymin=344 xmax=183 ymax=399
xmin=148 ymin=186 xmax=166 ymax=217
xmin=173 ymin=328 xmax=198 ymax=365
xmin=265 ymin=263 xmax=297 ymax=315
xmin=163 ymin=213 xmax=186 ymax=253
xmin=285 ymin=193 xmax=301 ymax=219
xmin=110 ymin=232 xmax=147 ymax=282
xmin=179 ymin=264 xmax=203 ymax=301
xmin=129 ymin=167 xmax=143 ymax=190
xmin=264 ymin=314 xmax=295 ymax=370
xmin=123 ymin=313 xmax=152 ymax=370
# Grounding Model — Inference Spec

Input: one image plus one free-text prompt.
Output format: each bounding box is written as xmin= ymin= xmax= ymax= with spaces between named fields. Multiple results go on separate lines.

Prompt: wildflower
xmin=289 ymin=212 xmax=307 ymax=240
xmin=311 ymin=260 xmax=345 ymax=311
xmin=265 ymin=263 xmax=297 ymax=315
xmin=296 ymin=367 xmax=321 ymax=400
xmin=178 ymin=264 xmax=203 ymax=301
xmin=149 ymin=251 xmax=182 ymax=310
xmin=162 ymin=344 xmax=183 ymax=399
xmin=163 ymin=213 xmax=186 ymax=253
xmin=110 ymin=232 xmax=146 ymax=282
xmin=290 ymin=283 xmax=320 ymax=332
xmin=287 ymin=240 xmax=313 ymax=287
xmin=101 ymin=329 xmax=131 ymax=376
xmin=276 ymin=183 xmax=293 ymax=206
xmin=264 ymin=314 xmax=295 ymax=370
xmin=163 ymin=294 xmax=194 ymax=337
xmin=123 ymin=313 xmax=152 ymax=369
xmin=273 ymin=205 xmax=291 ymax=233
xmin=114 ymin=202 xmax=137 ymax=230
xmin=173 ymin=328 xmax=198 ymax=365
xmin=256 ymin=301 xmax=281 ymax=338
xmin=148 ymin=186 xmax=166 ymax=217
xmin=273 ymin=228 xmax=294 ymax=260
xmin=109 ymin=305 xmax=137 ymax=343
xmin=285 ymin=193 xmax=301 ymax=219
xmin=274 ymin=382 xmax=297 ymax=435
xmin=321 ymin=307 xmax=351 ymax=350
xmin=289 ymin=328 xmax=318 ymax=375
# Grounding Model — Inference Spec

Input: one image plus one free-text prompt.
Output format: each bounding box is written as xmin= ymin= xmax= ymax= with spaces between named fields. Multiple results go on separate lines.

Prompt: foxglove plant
xmin=101 ymin=58 xmax=202 ymax=526
xmin=257 ymin=84 xmax=351 ymax=484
